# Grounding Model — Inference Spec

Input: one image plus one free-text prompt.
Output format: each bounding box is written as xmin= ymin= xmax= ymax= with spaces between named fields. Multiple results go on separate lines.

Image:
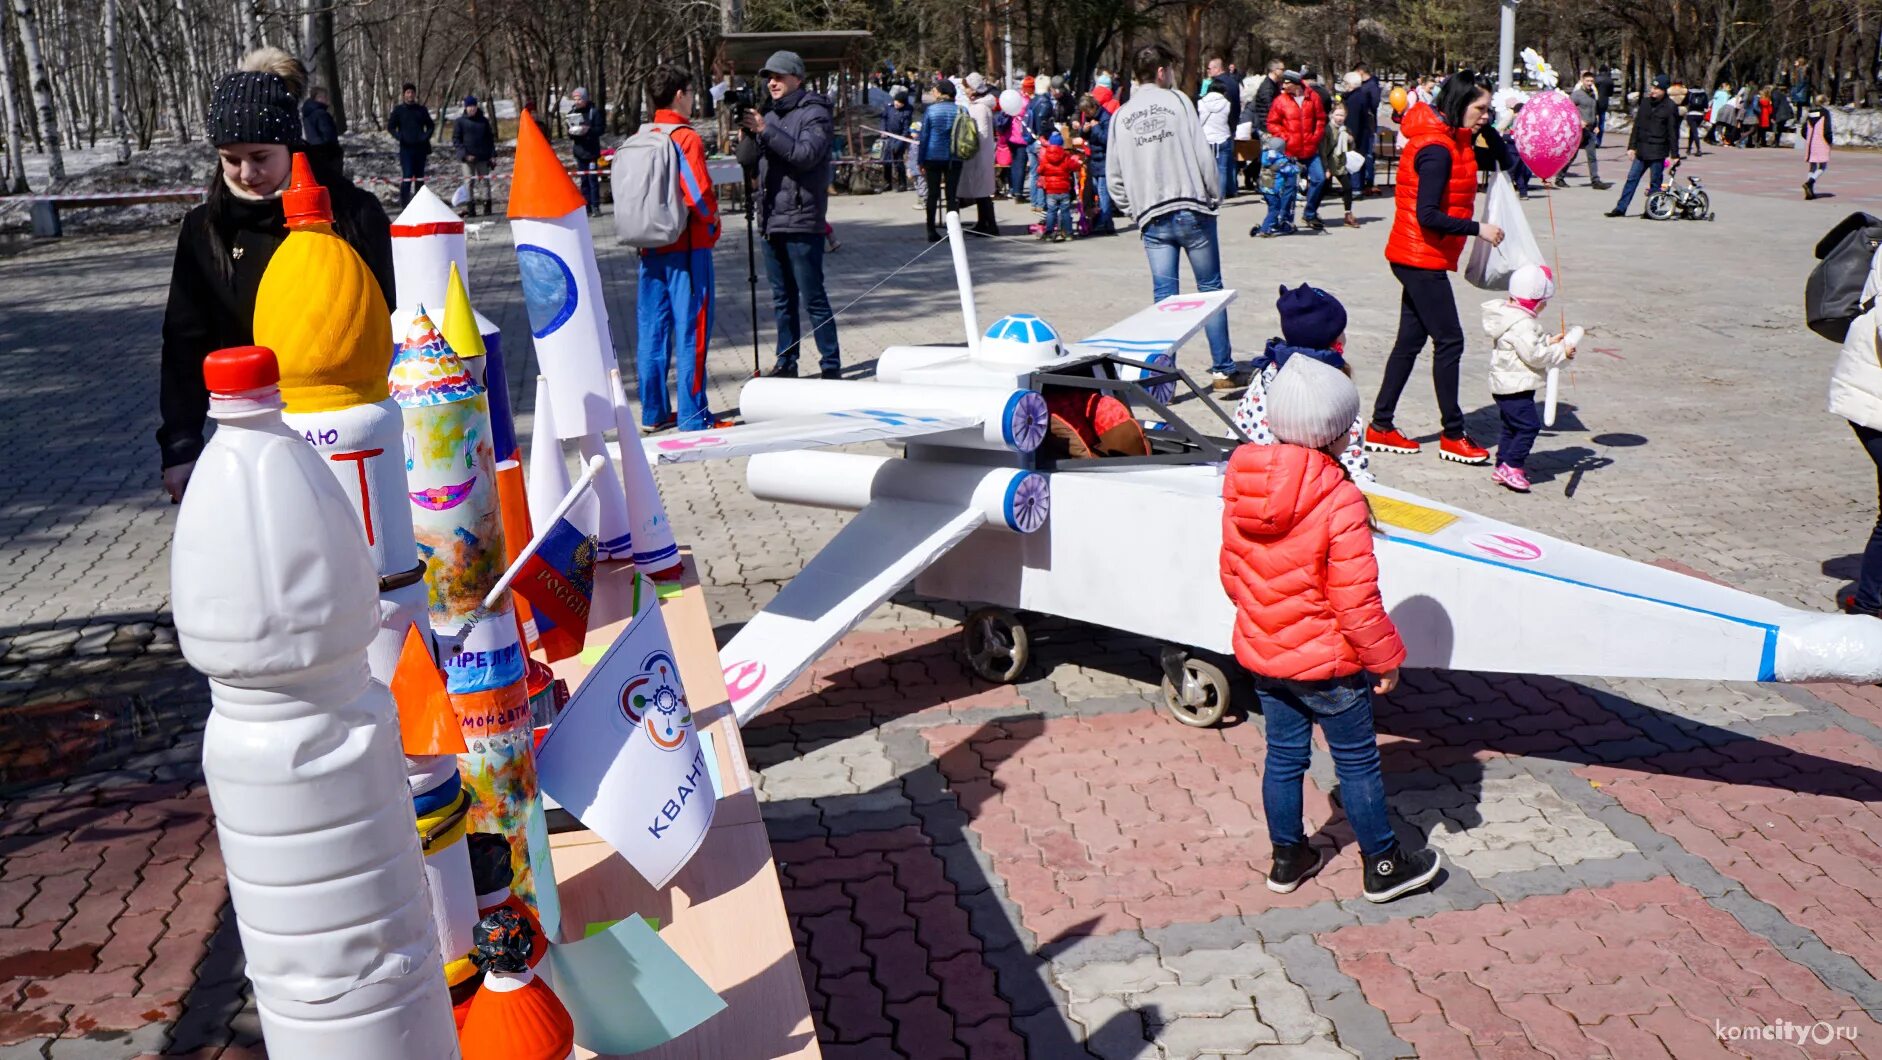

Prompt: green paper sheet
xmin=548 ymin=915 xmax=725 ymax=1052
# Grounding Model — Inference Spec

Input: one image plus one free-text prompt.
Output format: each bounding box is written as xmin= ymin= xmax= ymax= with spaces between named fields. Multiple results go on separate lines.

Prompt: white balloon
xmin=999 ymin=89 xmax=1026 ymax=116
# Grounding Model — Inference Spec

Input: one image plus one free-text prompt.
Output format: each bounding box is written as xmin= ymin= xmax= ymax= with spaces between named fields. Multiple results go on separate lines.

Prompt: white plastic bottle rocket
xmin=253 ymin=154 xmax=432 ymax=682
xmin=171 ymin=346 xmax=458 ymax=1059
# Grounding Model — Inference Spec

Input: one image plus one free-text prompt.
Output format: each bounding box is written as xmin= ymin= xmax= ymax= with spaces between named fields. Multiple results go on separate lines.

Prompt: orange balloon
xmin=1389 ymin=86 xmax=1409 ymax=113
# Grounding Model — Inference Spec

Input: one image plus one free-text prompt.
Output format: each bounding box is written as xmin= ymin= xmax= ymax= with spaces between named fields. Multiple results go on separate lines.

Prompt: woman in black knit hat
xmin=157 ymin=47 xmax=394 ymax=501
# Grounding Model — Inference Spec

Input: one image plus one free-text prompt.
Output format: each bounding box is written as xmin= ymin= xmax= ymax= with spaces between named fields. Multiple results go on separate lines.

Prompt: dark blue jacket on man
xmin=1345 ymin=75 xmax=1381 ymax=155
xmin=756 ymin=88 xmax=834 ymax=237
xmin=1083 ymin=110 xmax=1109 ymax=171
xmin=453 ymin=112 xmax=495 ymax=162
xmin=387 ymin=101 xmax=434 ymax=147
xmin=881 ymin=100 xmax=913 ymax=157
xmin=1024 ymin=93 xmax=1056 ymax=141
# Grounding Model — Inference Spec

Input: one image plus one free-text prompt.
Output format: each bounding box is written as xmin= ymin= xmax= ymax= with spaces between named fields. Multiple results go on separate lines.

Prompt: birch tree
xmin=0 ymin=0 xmax=27 ymax=191
xmin=9 ymin=0 xmax=59 ymax=184
xmin=104 ymin=0 xmax=128 ymax=162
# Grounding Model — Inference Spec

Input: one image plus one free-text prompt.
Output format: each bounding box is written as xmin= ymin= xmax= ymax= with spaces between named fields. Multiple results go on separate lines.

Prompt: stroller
xmin=1646 ymin=160 xmax=1713 ymax=221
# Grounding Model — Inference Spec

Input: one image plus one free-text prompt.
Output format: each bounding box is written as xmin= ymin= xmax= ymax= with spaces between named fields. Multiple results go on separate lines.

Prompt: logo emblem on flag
xmin=620 ymin=650 xmax=689 ymax=751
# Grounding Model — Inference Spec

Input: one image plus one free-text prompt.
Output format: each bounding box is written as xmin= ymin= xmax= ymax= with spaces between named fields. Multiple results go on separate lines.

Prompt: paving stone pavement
xmin=3 ymin=142 xmax=1882 ymax=1056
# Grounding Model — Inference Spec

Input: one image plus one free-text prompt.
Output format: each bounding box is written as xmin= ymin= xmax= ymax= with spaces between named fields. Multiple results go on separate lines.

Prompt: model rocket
xmin=458 ymin=908 xmax=575 ymax=1060
xmin=253 ymin=153 xmax=431 ymax=683
xmin=391 ymin=310 xmax=553 ymax=916
xmin=171 ymin=346 xmax=457 ymax=1059
xmin=507 ymin=109 xmax=639 ymax=562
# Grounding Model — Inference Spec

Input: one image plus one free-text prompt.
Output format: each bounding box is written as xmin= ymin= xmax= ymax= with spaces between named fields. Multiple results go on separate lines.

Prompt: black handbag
xmin=1808 ymin=212 xmax=1882 ymax=342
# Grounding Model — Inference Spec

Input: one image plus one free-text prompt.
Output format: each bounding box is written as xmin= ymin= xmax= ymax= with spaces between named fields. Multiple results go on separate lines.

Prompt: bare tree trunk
xmin=10 ymin=0 xmax=60 ymax=184
xmin=314 ymin=0 xmax=343 ymax=128
xmin=981 ymin=0 xmax=998 ymax=77
xmin=104 ymin=0 xmax=129 ymax=161
xmin=0 ymin=0 xmax=28 ymax=191
xmin=1182 ymin=1 xmax=1203 ymax=91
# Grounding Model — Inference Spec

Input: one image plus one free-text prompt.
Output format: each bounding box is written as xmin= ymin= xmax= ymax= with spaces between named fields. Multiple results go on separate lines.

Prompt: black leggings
xmin=924 ymin=161 xmax=961 ymax=234
xmin=1372 ymin=262 xmax=1467 ymax=438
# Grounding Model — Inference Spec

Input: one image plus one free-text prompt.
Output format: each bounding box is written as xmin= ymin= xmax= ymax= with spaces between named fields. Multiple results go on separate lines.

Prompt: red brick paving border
xmin=1577 ymin=729 xmax=1882 ymax=980
xmin=750 ymin=628 xmax=1027 ymax=733
xmin=0 ymin=780 xmax=226 ymax=1050
xmin=1321 ymin=877 xmax=1882 ymax=1058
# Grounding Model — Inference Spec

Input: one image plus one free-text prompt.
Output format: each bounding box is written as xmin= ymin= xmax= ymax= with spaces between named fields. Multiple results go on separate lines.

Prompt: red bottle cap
xmin=203 ymin=346 xmax=281 ymax=393
xmin=282 ymin=153 xmax=332 ymax=229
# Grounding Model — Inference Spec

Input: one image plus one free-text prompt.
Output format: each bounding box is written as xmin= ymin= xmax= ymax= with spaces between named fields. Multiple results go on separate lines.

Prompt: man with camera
xmin=736 ymin=50 xmax=842 ymax=379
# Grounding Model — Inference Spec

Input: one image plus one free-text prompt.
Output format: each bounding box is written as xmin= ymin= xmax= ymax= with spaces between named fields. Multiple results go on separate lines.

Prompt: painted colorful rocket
xmin=508 ymin=110 xmax=616 ymax=441
xmin=394 ymin=187 xmax=516 ymax=461
xmin=391 ymin=311 xmax=552 ymax=915
xmin=172 ymin=346 xmax=457 ymax=1059
xmin=253 ymin=153 xmax=431 ymax=683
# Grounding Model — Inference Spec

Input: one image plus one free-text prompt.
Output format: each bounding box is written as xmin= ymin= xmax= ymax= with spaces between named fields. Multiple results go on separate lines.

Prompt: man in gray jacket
xmin=738 ymin=50 xmax=841 ymax=378
xmin=1107 ymin=44 xmax=1237 ymax=388
xmin=1569 ymin=71 xmax=1612 ymax=190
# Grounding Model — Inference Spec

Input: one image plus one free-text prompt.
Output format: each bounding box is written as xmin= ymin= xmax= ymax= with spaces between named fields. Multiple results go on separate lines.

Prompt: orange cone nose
xmin=282 ymin=153 xmax=333 ymax=229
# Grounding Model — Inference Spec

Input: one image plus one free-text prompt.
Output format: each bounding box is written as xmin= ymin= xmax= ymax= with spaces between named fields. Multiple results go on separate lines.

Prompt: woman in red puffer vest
xmin=1365 ymin=71 xmax=1507 ymax=468
xmin=1219 ymin=355 xmax=1440 ymax=904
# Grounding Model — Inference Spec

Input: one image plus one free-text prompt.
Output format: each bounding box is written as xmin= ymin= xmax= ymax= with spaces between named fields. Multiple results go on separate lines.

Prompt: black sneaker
xmin=1266 ymin=842 xmax=1322 ymax=893
xmin=1591 ymin=180 xmax=1614 ymax=190
xmin=1362 ymin=844 xmax=1443 ymax=903
xmin=820 ymin=367 xmax=843 ymax=380
xmin=1604 ymin=208 xmax=1626 ymax=217
xmin=765 ymin=363 xmax=799 ymax=378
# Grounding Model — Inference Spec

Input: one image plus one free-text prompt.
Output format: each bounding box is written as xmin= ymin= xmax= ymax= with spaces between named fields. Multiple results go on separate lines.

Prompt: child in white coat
xmin=1484 ymin=264 xmax=1578 ymax=492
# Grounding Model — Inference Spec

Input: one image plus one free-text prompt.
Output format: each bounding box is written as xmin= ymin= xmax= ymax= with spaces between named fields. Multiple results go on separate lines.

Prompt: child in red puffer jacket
xmin=1035 ymin=132 xmax=1082 ymax=242
xmin=1219 ymin=355 xmax=1441 ymax=904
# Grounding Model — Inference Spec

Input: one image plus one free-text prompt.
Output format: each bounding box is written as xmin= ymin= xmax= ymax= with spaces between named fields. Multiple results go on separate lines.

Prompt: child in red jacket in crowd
xmin=1219 ymin=356 xmax=1443 ymax=903
xmin=1035 ymin=132 xmax=1083 ymax=242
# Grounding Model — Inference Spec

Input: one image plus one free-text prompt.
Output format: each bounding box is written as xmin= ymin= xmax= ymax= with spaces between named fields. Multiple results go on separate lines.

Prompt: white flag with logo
xmin=536 ymin=572 xmax=714 ymax=888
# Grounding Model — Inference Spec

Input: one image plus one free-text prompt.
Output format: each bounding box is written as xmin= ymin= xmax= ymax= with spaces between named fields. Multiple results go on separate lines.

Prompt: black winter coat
xmin=157 ymin=163 xmax=394 ymax=468
xmin=1239 ymin=77 xmax=1281 ymax=138
xmin=567 ymin=102 xmax=603 ymax=161
xmin=1344 ymin=77 xmax=1381 ymax=155
xmin=387 ymin=101 xmax=434 ymax=147
xmin=1627 ymin=95 xmax=1683 ymax=162
xmin=755 ymin=88 xmax=833 ymax=237
xmin=300 ymin=98 xmax=338 ymax=146
xmin=453 ymin=113 xmax=495 ymax=162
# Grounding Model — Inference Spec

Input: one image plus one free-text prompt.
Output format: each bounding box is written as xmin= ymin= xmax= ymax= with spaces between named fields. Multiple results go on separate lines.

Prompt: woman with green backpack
xmin=917 ymin=79 xmax=974 ymax=241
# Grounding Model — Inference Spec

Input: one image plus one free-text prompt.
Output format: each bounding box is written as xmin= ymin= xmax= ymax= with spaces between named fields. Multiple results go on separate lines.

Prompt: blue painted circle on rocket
xmin=1004 ymin=391 xmax=1050 ymax=453
xmin=1004 ymin=471 xmax=1050 ymax=533
xmin=516 ymin=244 xmax=579 ymax=338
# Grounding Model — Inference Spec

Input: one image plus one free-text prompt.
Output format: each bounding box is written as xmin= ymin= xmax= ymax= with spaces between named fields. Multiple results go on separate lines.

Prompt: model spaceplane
xmin=633 ymin=213 xmax=1882 ymax=728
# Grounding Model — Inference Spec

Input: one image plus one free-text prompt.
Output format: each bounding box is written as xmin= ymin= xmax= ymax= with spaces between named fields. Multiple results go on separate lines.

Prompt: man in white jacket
xmin=1108 ymin=44 xmax=1238 ymax=388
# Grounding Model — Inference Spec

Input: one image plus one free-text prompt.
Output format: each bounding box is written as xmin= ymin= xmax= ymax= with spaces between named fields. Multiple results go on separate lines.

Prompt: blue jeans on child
xmin=1259 ymin=178 xmax=1298 ymax=235
xmin=1300 ymin=155 xmax=1328 ymax=222
xmin=635 ymin=248 xmax=716 ymax=431
xmin=1029 ymin=143 xmax=1046 ymax=208
xmin=1140 ymin=209 xmax=1233 ymax=375
xmin=1259 ymin=675 xmax=1397 ymax=858
xmin=1494 ymin=390 xmax=1541 ymax=469
xmin=1009 ymin=145 xmax=1030 ymax=200
xmin=1044 ymin=193 xmax=1074 ymax=237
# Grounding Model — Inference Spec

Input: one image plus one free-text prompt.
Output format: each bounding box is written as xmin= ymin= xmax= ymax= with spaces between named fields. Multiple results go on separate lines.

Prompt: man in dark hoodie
xmin=738 ymin=50 xmax=841 ymax=379
xmin=301 ymin=86 xmax=338 ymax=147
xmin=452 ymin=95 xmax=496 ymax=216
xmin=386 ymin=83 xmax=434 ymax=205
xmin=1239 ymin=59 xmax=1284 ymax=191
xmin=1606 ymin=75 xmax=1681 ymax=218
xmin=1344 ymin=62 xmax=1381 ymax=192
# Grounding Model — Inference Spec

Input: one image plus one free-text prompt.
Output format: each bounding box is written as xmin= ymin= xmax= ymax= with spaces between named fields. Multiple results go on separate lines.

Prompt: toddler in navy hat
xmin=1231 ymin=283 xmax=1373 ymax=483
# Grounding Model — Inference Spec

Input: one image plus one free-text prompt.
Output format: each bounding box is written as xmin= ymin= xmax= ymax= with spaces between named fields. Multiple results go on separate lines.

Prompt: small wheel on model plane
xmin=963 ymin=607 xmax=1030 ymax=683
xmin=1160 ymin=647 xmax=1231 ymax=728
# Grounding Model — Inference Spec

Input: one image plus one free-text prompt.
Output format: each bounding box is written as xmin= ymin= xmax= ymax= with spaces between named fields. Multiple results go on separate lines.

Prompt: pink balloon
xmin=1510 ymin=90 xmax=1582 ymax=180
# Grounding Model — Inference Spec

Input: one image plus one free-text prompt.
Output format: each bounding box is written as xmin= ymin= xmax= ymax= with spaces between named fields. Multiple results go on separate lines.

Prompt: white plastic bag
xmin=451 ymin=182 xmax=471 ymax=208
xmin=1464 ymin=171 xmax=1545 ymax=291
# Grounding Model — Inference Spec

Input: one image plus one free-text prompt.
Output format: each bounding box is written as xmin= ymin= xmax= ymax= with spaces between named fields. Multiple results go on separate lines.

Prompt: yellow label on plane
xmin=1366 ymin=494 xmax=1459 ymax=535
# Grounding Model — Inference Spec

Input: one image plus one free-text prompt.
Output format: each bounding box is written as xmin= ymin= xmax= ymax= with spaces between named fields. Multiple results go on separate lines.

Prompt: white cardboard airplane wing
xmin=640 ymin=409 xmax=979 ymax=466
xmin=1066 ymin=289 xmax=1237 ymax=399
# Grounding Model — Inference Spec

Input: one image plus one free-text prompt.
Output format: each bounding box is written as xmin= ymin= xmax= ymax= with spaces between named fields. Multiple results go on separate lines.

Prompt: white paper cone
xmin=609 ymin=370 xmax=683 ymax=577
xmin=527 ymin=376 xmax=574 ymax=534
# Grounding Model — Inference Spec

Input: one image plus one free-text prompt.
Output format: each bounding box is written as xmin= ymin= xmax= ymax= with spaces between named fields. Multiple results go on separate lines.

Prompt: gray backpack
xmin=612 ymin=122 xmax=703 ymax=249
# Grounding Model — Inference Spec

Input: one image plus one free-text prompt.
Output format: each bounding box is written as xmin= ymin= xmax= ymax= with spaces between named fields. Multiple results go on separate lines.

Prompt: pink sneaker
xmin=1493 ymin=464 xmax=1531 ymax=492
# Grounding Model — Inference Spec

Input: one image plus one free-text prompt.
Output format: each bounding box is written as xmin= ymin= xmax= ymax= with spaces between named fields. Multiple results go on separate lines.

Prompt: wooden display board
xmin=548 ymin=553 xmax=819 ymax=1059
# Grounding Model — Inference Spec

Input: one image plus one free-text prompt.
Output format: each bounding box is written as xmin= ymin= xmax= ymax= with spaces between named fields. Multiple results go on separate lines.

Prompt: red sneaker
xmin=1439 ymin=434 xmax=1492 ymax=465
xmin=1363 ymin=426 xmax=1422 ymax=455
